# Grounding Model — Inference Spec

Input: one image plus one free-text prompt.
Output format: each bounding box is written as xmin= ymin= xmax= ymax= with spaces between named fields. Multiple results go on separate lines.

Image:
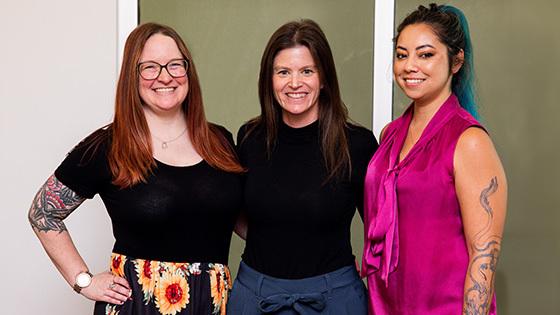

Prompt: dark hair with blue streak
xmin=396 ymin=3 xmax=479 ymax=119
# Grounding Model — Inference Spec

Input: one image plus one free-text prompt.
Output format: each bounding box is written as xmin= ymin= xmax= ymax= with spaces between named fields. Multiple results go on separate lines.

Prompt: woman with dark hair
xmin=28 ymin=23 xmax=243 ymax=315
xmin=228 ymin=19 xmax=378 ymax=315
xmin=362 ymin=4 xmax=507 ymax=315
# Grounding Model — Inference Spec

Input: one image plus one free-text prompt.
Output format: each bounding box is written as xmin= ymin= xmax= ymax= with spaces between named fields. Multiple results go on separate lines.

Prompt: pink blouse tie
xmin=363 ymin=165 xmax=400 ymax=287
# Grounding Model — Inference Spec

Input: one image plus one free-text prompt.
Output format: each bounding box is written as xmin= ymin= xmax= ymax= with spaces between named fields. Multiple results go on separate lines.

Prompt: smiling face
xmin=138 ymin=33 xmax=189 ymax=115
xmin=272 ymin=45 xmax=322 ymax=127
xmin=394 ymin=23 xmax=463 ymax=108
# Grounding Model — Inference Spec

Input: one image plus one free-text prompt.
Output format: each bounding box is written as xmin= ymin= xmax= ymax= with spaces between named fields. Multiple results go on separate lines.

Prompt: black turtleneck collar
xmin=278 ymin=119 xmax=319 ymax=144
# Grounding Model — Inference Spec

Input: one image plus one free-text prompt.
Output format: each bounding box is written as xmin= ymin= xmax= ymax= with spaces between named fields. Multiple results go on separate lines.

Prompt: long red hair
xmin=110 ymin=22 xmax=243 ymax=188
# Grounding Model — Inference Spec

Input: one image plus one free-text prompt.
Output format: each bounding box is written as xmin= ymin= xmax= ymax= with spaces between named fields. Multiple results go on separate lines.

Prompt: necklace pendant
xmin=153 ymin=127 xmax=186 ymax=150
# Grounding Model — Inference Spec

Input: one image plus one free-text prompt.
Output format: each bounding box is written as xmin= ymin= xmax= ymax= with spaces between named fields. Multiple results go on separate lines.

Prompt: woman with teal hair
xmin=362 ymin=3 xmax=507 ymax=314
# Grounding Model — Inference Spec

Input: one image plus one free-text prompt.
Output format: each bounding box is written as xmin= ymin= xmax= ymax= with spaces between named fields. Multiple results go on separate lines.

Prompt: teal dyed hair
xmin=440 ymin=5 xmax=478 ymax=119
xmin=396 ymin=3 xmax=479 ymax=119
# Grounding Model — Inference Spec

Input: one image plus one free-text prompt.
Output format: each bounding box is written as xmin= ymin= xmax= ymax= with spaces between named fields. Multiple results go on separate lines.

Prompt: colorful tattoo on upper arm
xmin=464 ymin=176 xmax=502 ymax=315
xmin=28 ymin=175 xmax=85 ymax=233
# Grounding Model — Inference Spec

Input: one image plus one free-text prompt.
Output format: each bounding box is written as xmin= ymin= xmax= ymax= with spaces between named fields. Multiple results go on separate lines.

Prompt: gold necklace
xmin=152 ymin=127 xmax=187 ymax=149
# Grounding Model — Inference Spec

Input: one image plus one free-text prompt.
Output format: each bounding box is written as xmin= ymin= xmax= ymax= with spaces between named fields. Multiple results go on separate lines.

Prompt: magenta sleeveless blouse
xmin=362 ymin=95 xmax=497 ymax=314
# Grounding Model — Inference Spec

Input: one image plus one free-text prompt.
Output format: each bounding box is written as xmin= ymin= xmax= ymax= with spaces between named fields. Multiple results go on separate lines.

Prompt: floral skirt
xmin=94 ymin=253 xmax=232 ymax=315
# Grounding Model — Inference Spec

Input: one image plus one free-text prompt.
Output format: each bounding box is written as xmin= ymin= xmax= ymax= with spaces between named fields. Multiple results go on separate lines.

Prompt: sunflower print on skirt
xmin=154 ymin=270 xmax=190 ymax=314
xmin=110 ymin=253 xmax=127 ymax=277
xmin=134 ymin=259 xmax=194 ymax=315
xmin=208 ymin=264 xmax=232 ymax=315
xmin=134 ymin=259 xmax=159 ymax=303
xmin=105 ymin=304 xmax=120 ymax=315
xmin=100 ymin=253 xmax=231 ymax=315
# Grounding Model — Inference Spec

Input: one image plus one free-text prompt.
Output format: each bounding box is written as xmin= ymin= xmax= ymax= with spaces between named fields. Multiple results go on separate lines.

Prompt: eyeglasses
xmin=138 ymin=59 xmax=189 ymax=80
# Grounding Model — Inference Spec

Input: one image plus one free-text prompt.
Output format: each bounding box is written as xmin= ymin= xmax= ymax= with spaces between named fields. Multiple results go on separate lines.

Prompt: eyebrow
xmin=138 ymin=57 xmax=184 ymax=64
xmin=396 ymin=44 xmax=435 ymax=51
xmin=273 ymin=64 xmax=317 ymax=70
xmin=416 ymin=44 xmax=435 ymax=50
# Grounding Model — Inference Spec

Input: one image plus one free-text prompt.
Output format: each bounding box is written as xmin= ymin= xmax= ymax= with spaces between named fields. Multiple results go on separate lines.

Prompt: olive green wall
xmin=140 ymin=0 xmax=374 ymax=281
xmin=394 ymin=1 xmax=560 ymax=314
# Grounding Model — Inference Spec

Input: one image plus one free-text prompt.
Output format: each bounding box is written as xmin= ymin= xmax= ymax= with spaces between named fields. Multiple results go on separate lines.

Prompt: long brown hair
xmin=110 ymin=22 xmax=243 ymax=188
xmin=245 ymin=19 xmax=351 ymax=182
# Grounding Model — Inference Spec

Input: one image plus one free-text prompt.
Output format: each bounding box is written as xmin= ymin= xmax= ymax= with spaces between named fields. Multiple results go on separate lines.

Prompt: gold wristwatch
xmin=73 ymin=271 xmax=93 ymax=294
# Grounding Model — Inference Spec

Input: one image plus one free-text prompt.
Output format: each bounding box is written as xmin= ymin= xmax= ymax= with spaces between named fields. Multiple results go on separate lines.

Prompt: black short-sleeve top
xmin=54 ymin=125 xmax=243 ymax=264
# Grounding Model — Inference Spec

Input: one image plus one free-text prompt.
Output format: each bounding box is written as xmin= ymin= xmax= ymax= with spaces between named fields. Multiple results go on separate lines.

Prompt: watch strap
xmin=73 ymin=271 xmax=93 ymax=294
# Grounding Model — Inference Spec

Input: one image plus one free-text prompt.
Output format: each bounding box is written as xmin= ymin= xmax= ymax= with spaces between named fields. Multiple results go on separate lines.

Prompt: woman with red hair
xmin=28 ymin=23 xmax=243 ymax=315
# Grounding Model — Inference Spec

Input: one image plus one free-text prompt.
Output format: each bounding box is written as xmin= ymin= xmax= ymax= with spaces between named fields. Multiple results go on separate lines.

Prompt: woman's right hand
xmin=81 ymin=271 xmax=132 ymax=305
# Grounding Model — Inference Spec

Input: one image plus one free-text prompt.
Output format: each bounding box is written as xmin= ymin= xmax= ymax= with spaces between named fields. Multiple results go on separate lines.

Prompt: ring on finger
xmin=109 ymin=282 xmax=116 ymax=289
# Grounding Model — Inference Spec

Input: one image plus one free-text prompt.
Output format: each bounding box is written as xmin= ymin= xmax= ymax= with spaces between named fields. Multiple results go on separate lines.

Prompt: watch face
xmin=76 ymin=272 xmax=92 ymax=288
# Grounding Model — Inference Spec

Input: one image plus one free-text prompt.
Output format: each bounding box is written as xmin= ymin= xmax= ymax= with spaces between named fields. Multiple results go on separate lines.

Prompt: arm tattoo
xmin=28 ymin=175 xmax=85 ymax=233
xmin=464 ymin=177 xmax=501 ymax=315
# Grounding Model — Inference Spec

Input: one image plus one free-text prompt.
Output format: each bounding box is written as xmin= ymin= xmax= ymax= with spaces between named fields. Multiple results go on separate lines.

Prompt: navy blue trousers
xmin=227 ymin=262 xmax=367 ymax=315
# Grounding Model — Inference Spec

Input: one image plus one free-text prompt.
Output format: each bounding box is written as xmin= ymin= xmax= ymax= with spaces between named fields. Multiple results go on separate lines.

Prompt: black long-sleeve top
xmin=237 ymin=120 xmax=378 ymax=279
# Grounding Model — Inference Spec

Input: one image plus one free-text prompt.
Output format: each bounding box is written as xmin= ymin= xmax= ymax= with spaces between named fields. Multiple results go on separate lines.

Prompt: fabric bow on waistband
xmin=258 ymin=292 xmax=326 ymax=314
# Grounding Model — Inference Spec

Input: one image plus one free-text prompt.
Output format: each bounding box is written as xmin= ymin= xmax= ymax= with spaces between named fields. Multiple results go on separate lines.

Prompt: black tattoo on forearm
xmin=464 ymin=177 xmax=501 ymax=315
xmin=28 ymin=175 xmax=85 ymax=233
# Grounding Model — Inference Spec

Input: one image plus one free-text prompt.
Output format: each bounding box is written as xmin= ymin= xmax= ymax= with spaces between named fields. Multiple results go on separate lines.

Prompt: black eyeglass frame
xmin=137 ymin=58 xmax=189 ymax=80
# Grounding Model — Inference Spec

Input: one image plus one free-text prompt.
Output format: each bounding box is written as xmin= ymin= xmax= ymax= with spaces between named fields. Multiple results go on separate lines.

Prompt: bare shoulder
xmin=458 ymin=126 xmax=492 ymax=149
xmin=455 ymin=127 xmax=497 ymax=161
xmin=454 ymin=126 xmax=505 ymax=184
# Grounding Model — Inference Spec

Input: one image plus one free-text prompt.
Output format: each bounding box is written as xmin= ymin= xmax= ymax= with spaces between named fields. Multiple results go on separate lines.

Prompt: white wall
xmin=0 ymin=1 xmax=117 ymax=313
